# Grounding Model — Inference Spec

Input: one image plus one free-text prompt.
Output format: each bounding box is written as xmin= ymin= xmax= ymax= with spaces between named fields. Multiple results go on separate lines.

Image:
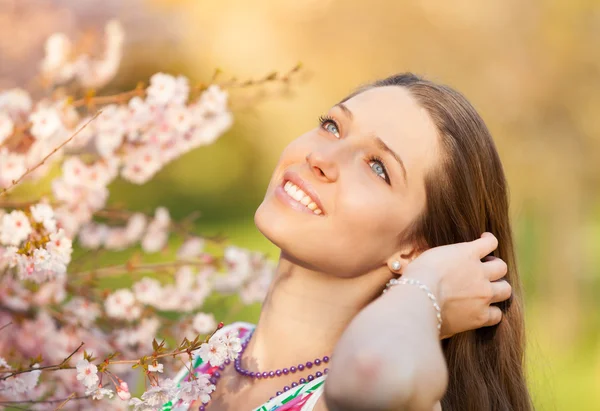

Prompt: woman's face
xmin=255 ymin=86 xmax=441 ymax=277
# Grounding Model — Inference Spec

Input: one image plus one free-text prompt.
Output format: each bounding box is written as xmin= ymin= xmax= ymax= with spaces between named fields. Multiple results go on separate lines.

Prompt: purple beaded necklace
xmin=198 ymin=330 xmax=330 ymax=410
xmin=234 ymin=330 xmax=330 ymax=399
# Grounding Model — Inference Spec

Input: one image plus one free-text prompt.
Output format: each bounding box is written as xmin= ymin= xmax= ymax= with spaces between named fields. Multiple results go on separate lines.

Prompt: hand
xmin=402 ymin=232 xmax=511 ymax=339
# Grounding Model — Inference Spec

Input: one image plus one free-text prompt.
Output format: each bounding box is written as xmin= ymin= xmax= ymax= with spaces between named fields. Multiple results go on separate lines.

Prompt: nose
xmin=305 ymin=150 xmax=339 ymax=182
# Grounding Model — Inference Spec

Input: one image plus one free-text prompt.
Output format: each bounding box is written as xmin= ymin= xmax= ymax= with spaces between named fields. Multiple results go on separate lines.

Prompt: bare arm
xmin=323 ymin=234 xmax=510 ymax=411
xmin=323 ymin=281 xmax=447 ymax=411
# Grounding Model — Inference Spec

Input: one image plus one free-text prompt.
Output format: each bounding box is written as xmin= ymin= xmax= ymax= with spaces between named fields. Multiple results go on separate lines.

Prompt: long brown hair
xmin=341 ymin=73 xmax=532 ymax=411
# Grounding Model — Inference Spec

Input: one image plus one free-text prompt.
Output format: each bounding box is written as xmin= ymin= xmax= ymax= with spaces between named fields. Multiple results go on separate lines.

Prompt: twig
xmin=70 ymin=88 xmax=145 ymax=108
xmin=72 ymin=259 xmax=207 ymax=279
xmin=0 ymin=394 xmax=89 ymax=406
xmin=108 ymin=346 xmax=200 ymax=365
xmin=53 ymin=392 xmax=75 ymax=410
xmin=0 ymin=321 xmax=12 ymax=332
xmin=0 ymin=342 xmax=84 ymax=381
xmin=0 ymin=112 xmax=102 ymax=198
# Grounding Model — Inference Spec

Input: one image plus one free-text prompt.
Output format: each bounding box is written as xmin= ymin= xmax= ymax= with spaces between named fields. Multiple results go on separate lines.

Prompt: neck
xmin=243 ymin=250 xmax=391 ymax=371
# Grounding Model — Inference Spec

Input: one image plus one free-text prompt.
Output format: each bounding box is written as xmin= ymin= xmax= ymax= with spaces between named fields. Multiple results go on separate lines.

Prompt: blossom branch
xmin=0 ymin=111 xmax=102 ymax=198
xmin=0 ymin=342 xmax=84 ymax=381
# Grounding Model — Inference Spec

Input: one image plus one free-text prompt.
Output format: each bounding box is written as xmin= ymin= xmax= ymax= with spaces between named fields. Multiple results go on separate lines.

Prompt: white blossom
xmin=133 ymin=277 xmax=163 ymax=305
xmin=140 ymin=378 xmax=177 ymax=407
xmin=0 ymin=149 xmax=26 ymax=189
xmin=29 ymin=107 xmax=62 ymax=140
xmin=0 ymin=88 xmax=32 ymax=116
xmin=0 ymin=210 xmax=32 ymax=246
xmin=0 ymin=364 xmax=41 ymax=397
xmin=46 ymin=228 xmax=73 ymax=266
xmin=30 ymin=203 xmax=56 ymax=232
xmin=177 ymin=237 xmax=205 ymax=260
xmin=176 ymin=375 xmax=214 ymax=405
xmin=148 ymin=361 xmax=163 ymax=373
xmin=196 ymin=337 xmax=227 ymax=367
xmin=76 ymin=359 xmax=99 ymax=389
xmin=40 ymin=32 xmax=75 ymax=84
xmin=192 ymin=312 xmax=216 ymax=335
xmin=219 ymin=330 xmax=242 ymax=360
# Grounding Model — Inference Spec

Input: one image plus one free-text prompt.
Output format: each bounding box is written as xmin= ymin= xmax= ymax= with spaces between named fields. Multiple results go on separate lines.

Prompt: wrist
xmin=383 ymin=276 xmax=443 ymax=334
xmin=401 ymin=265 xmax=442 ymax=301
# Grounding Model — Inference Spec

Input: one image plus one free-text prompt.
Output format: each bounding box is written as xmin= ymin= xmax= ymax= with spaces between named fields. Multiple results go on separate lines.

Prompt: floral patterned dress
xmin=162 ymin=322 xmax=326 ymax=411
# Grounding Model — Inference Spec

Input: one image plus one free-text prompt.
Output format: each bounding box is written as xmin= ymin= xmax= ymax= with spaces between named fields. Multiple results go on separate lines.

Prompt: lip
xmin=277 ymin=170 xmax=327 ymax=215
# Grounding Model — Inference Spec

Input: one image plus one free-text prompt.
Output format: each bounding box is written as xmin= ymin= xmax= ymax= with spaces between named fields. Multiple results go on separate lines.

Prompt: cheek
xmin=333 ymin=186 xmax=415 ymax=254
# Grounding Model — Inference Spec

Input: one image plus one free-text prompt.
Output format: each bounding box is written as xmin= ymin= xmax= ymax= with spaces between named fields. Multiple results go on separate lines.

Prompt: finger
xmin=471 ymin=232 xmax=499 ymax=259
xmin=482 ymin=306 xmax=503 ymax=327
xmin=483 ymin=256 xmax=508 ymax=281
xmin=490 ymin=279 xmax=512 ymax=303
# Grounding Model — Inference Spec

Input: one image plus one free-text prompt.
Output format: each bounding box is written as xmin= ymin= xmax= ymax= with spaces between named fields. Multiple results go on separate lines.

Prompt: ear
xmin=386 ymin=245 xmax=421 ymax=275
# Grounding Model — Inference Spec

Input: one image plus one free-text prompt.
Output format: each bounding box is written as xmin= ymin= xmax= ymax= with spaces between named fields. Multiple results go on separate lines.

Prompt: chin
xmin=254 ymin=198 xmax=288 ymax=249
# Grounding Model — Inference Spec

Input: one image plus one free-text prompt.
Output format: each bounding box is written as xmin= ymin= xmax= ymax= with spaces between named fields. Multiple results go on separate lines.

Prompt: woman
xmin=167 ymin=73 xmax=532 ymax=411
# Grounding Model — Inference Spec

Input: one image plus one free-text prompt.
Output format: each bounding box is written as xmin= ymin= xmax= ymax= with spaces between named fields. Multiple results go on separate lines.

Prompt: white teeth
xmin=282 ymin=180 xmax=323 ymax=215
xmin=293 ymin=189 xmax=305 ymax=201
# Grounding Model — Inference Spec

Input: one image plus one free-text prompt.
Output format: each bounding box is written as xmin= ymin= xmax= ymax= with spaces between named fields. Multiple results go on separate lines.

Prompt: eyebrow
xmin=334 ymin=103 xmax=408 ymax=183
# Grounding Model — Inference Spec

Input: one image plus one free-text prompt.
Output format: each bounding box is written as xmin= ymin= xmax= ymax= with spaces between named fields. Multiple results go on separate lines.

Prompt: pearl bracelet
xmin=383 ymin=277 xmax=443 ymax=332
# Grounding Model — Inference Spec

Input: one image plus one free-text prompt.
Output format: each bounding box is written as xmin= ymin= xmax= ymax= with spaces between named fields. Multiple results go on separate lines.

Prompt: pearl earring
xmin=391 ymin=260 xmax=402 ymax=271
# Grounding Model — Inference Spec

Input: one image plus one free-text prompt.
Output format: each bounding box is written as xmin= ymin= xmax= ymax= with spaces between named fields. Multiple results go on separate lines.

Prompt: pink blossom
xmin=116 ymin=380 xmax=131 ymax=400
xmin=0 ymin=364 xmax=41 ymax=398
xmin=176 ymin=237 xmax=205 ymax=260
xmin=78 ymin=223 xmax=109 ymax=249
xmin=105 ymin=289 xmax=142 ymax=321
xmin=121 ymin=145 xmax=162 ymax=184
xmin=64 ymin=297 xmax=100 ymax=327
xmin=147 ymin=73 xmax=189 ymax=106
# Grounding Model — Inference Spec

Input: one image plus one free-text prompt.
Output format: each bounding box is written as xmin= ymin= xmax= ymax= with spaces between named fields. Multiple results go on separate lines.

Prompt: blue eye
xmin=368 ymin=155 xmax=390 ymax=184
xmin=318 ymin=115 xmax=340 ymax=138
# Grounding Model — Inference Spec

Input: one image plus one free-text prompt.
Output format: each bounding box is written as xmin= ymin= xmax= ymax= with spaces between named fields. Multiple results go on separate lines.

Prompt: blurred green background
xmin=2 ymin=0 xmax=600 ymax=409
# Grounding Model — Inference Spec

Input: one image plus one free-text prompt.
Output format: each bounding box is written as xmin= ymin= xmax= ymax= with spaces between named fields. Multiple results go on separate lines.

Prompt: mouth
xmin=275 ymin=170 xmax=325 ymax=216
